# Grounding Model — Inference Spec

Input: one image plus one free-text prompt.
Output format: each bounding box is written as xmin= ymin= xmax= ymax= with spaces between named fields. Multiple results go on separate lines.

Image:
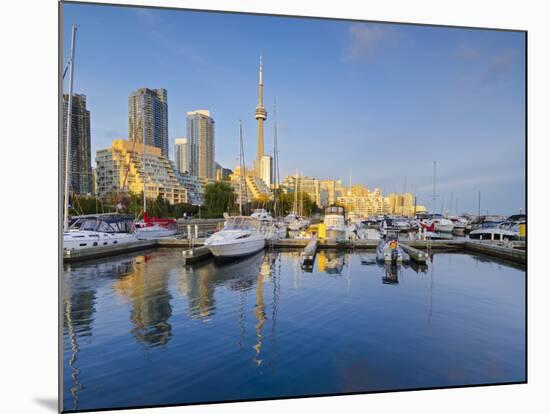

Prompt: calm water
xmin=62 ymin=249 xmax=525 ymax=411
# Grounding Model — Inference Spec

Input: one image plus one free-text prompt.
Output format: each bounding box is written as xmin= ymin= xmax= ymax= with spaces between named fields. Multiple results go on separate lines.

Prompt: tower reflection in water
xmin=177 ymin=251 xmax=278 ymax=367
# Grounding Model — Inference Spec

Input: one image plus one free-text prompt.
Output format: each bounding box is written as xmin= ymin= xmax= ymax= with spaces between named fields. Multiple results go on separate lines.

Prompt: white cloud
xmin=342 ymin=24 xmax=392 ymax=62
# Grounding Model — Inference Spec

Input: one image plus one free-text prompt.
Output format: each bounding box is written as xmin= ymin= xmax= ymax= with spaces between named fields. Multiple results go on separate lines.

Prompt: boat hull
xmin=135 ymin=225 xmax=177 ymax=240
xmin=206 ymin=237 xmax=266 ymax=258
xmin=469 ymin=230 xmax=517 ymax=240
xmin=63 ymin=231 xmax=138 ymax=251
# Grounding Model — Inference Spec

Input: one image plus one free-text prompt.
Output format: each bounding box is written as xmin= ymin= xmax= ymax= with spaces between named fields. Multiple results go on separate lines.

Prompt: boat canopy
xmin=325 ymin=205 xmax=345 ymax=216
xmin=224 ymin=216 xmax=261 ymax=231
xmin=69 ymin=215 xmax=134 ymax=233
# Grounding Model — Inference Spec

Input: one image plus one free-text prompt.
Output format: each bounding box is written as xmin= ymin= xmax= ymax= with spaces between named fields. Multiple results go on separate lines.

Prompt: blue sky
xmin=62 ymin=3 xmax=525 ymax=215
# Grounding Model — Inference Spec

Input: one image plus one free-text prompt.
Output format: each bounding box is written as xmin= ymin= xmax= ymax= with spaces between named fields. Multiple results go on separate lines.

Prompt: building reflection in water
xmin=63 ymin=257 xmax=135 ymax=411
xmin=317 ymin=250 xmax=346 ymax=274
xmin=113 ymin=254 xmax=173 ymax=348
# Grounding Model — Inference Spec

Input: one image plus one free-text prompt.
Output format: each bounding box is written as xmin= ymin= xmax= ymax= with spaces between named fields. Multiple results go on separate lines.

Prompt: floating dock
xmin=63 ymin=237 xmax=526 ymax=265
xmin=182 ymin=246 xmax=212 ymax=264
xmin=300 ymin=238 xmax=318 ymax=267
xmin=63 ymin=239 xmax=156 ymax=262
xmin=400 ymin=243 xmax=429 ymax=264
xmin=464 ymin=240 xmax=526 ymax=265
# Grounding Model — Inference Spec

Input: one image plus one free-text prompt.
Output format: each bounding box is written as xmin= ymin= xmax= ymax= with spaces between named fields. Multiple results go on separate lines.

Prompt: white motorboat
xmin=250 ymin=209 xmax=287 ymax=240
xmin=288 ymin=216 xmax=310 ymax=231
xmin=284 ymin=212 xmax=299 ymax=224
xmin=449 ymin=216 xmax=467 ymax=235
xmin=135 ymin=213 xmax=178 ymax=240
xmin=431 ymin=214 xmax=454 ymax=233
xmin=205 ymin=216 xmax=266 ymax=258
xmin=324 ymin=205 xmax=346 ymax=238
xmin=393 ymin=217 xmax=411 ymax=232
xmin=251 ymin=208 xmax=273 ymax=222
xmin=469 ymin=221 xmax=520 ymax=241
xmin=64 ymin=214 xmax=138 ymax=252
xmin=359 ymin=228 xmax=381 ymax=240
xmin=376 ymin=237 xmax=410 ymax=263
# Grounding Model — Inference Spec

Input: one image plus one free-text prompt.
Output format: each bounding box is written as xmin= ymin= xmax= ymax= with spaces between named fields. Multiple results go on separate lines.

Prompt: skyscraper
xmin=63 ymin=93 xmax=92 ymax=194
xmin=186 ymin=110 xmax=215 ymax=179
xmin=128 ymin=88 xmax=169 ymax=157
xmin=259 ymin=155 xmax=273 ymax=188
xmin=174 ymin=138 xmax=190 ymax=174
xmin=255 ymin=55 xmax=267 ymax=175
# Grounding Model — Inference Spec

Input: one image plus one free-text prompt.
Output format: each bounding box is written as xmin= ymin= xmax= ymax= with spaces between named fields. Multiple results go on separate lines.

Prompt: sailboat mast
xmin=293 ymin=170 xmax=298 ymax=214
xmin=239 ymin=121 xmax=244 ymax=215
xmin=63 ymin=24 xmax=77 ymax=232
xmin=273 ymin=100 xmax=279 ymax=218
xmin=299 ymin=172 xmax=303 ymax=217
xmin=142 ymin=100 xmax=146 ymax=214
xmin=432 ymin=161 xmax=437 ymax=219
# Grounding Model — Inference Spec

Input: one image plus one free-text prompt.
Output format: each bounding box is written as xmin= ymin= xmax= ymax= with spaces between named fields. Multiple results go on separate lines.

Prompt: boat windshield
xmin=481 ymin=221 xmax=501 ymax=228
xmin=325 ymin=206 xmax=344 ymax=216
xmin=80 ymin=218 xmax=99 ymax=231
xmin=224 ymin=217 xmax=259 ymax=231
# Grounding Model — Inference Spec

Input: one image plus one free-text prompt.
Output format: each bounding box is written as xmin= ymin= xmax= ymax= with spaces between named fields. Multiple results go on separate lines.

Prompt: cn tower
xmin=255 ymin=55 xmax=267 ymax=163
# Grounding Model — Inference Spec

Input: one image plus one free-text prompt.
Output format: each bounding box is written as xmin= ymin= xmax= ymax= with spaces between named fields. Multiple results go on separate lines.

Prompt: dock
xmin=300 ymin=238 xmax=318 ymax=267
xmin=400 ymin=243 xmax=429 ymax=264
xmin=182 ymin=245 xmax=212 ymax=264
xmin=63 ymin=237 xmax=526 ymax=266
xmin=63 ymin=239 xmax=156 ymax=262
xmin=464 ymin=240 xmax=526 ymax=265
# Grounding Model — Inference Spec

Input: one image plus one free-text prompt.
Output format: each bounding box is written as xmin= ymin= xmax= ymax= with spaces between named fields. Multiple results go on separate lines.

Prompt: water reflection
xmin=317 ymin=250 xmax=346 ymax=274
xmin=63 ymin=256 xmax=136 ymax=410
xmin=63 ymin=250 xmax=525 ymax=411
xmin=63 ymin=283 xmax=95 ymax=410
xmin=114 ymin=254 xmax=173 ymax=347
xmin=178 ymin=253 xmax=265 ymax=320
xmin=382 ymin=263 xmax=400 ymax=284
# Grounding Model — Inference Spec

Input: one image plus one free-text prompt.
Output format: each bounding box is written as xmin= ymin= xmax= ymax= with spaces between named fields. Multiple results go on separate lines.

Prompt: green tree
xmin=204 ymin=181 xmax=236 ymax=218
xmin=277 ymin=191 xmax=317 ymax=217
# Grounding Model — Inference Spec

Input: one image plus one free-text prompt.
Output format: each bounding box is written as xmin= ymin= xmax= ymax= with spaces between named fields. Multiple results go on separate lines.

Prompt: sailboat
xmin=62 ymin=26 xmax=138 ymax=253
xmin=269 ymin=100 xmax=288 ymax=240
xmin=204 ymin=121 xmax=266 ymax=258
xmin=417 ymin=161 xmax=454 ymax=238
xmin=134 ymin=99 xmax=177 ymax=240
xmin=287 ymin=171 xmax=310 ymax=231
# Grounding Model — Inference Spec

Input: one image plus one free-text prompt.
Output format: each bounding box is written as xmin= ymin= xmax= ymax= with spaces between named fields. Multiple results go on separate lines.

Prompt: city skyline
xmin=62 ymin=4 xmax=525 ymax=214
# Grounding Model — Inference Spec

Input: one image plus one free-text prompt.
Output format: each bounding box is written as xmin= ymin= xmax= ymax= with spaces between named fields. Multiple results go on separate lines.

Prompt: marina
xmin=62 ymin=247 xmax=526 ymax=411
xmin=58 ymin=6 xmax=527 ymax=412
xmin=64 ymin=230 xmax=526 ymax=265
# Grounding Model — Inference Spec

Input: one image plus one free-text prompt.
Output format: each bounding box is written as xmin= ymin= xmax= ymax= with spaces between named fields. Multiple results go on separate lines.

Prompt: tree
xmin=204 ymin=181 xmax=236 ymax=218
xmin=277 ymin=191 xmax=317 ymax=217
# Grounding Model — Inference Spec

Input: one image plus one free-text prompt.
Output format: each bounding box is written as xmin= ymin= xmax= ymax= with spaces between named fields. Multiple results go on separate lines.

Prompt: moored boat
xmin=135 ymin=212 xmax=177 ymax=239
xmin=204 ymin=216 xmax=266 ymax=258
xmin=376 ymin=236 xmax=410 ymax=263
xmin=323 ymin=205 xmax=346 ymax=239
xmin=469 ymin=221 xmax=519 ymax=241
xmin=64 ymin=214 xmax=137 ymax=252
